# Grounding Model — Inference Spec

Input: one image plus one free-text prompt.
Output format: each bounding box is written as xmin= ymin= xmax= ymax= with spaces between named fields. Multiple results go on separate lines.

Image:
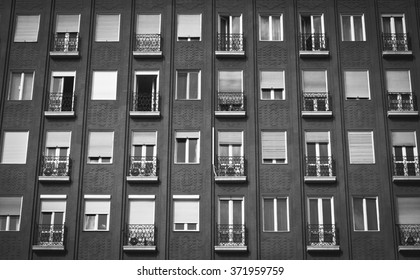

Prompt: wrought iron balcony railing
xmin=307 ymin=224 xmax=338 ymax=247
xmin=393 ymin=156 xmax=420 ymax=177
xmin=46 ymin=92 xmax=75 ymax=113
xmin=305 ymin=156 xmax=335 ymax=177
xmin=215 ymin=156 xmax=245 ymax=177
xmin=128 ymin=156 xmax=157 ymax=177
xmin=131 ymin=92 xmax=159 ymax=112
xmin=217 ymin=92 xmax=245 ymax=112
xmin=126 ymin=224 xmax=155 ymax=247
xmin=34 ymin=224 xmax=65 ymax=247
xmin=217 ymin=33 xmax=244 ymax=52
xmin=302 ymin=92 xmax=331 ymax=112
xmin=382 ymin=33 xmax=410 ymax=52
xmin=134 ymin=34 xmax=161 ymax=53
xmin=51 ymin=32 xmax=79 ymax=53
xmin=387 ymin=92 xmax=417 ymax=113
xmin=40 ymin=156 xmax=70 ymax=177
xmin=216 ymin=224 xmax=246 ymax=247
xmin=397 ymin=224 xmax=420 ymax=247
xmin=299 ymin=33 xmax=328 ymax=51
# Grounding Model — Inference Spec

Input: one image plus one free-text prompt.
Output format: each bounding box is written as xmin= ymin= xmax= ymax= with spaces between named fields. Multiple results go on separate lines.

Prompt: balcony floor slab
xmin=44 ymin=111 xmax=75 ymax=118
xmin=215 ymin=176 xmax=247 ymax=183
xmin=126 ymin=176 xmax=158 ymax=182
xmin=123 ymin=245 xmax=156 ymax=251
xmin=307 ymin=245 xmax=340 ymax=251
xmin=39 ymin=176 xmax=70 ymax=182
xmin=304 ymin=176 xmax=336 ymax=183
xmin=214 ymin=246 xmax=247 ymax=251
xmin=393 ymin=176 xmax=420 ymax=182
xmin=130 ymin=111 xmax=160 ymax=118
xmin=32 ymin=245 xmax=65 ymax=251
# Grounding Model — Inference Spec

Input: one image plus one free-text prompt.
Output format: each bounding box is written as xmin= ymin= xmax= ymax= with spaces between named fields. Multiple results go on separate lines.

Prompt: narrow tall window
xmin=391 ymin=131 xmax=419 ymax=177
xmin=95 ymin=14 xmax=120 ymax=42
xmin=260 ymin=71 xmax=285 ymax=100
xmin=344 ymin=71 xmax=370 ymax=99
xmin=348 ymin=131 xmax=375 ymax=164
xmin=341 ymin=15 xmax=365 ymax=41
xmin=260 ymin=15 xmax=282 ymax=41
xmin=177 ymin=15 xmax=201 ymax=41
xmin=8 ymin=72 xmax=34 ymax=100
xmin=175 ymin=132 xmax=200 ymax=164
xmin=49 ymin=72 xmax=75 ymax=112
xmin=176 ymin=71 xmax=200 ymax=100
xmin=54 ymin=15 xmax=80 ymax=52
xmin=84 ymin=197 xmax=111 ymax=231
xmin=353 ymin=197 xmax=379 ymax=231
xmin=173 ymin=195 xmax=200 ymax=231
xmin=0 ymin=197 xmax=22 ymax=231
xmin=87 ymin=132 xmax=114 ymax=163
xmin=261 ymin=131 xmax=287 ymax=164
xmin=1 ymin=132 xmax=29 ymax=164
xmin=14 ymin=15 xmax=40 ymax=42
xmin=263 ymin=197 xmax=289 ymax=231
xmin=91 ymin=71 xmax=118 ymax=100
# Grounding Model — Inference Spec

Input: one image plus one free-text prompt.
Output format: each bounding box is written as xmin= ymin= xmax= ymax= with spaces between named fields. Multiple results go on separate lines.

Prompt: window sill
xmin=393 ymin=176 xmax=420 ymax=182
xmin=215 ymin=51 xmax=245 ymax=57
xmin=387 ymin=111 xmax=418 ymax=117
xmin=214 ymin=245 xmax=247 ymax=252
xmin=302 ymin=111 xmax=332 ymax=117
xmin=126 ymin=176 xmax=158 ymax=182
xmin=215 ymin=111 xmax=246 ymax=117
xmin=38 ymin=176 xmax=70 ymax=182
xmin=398 ymin=245 xmax=420 ymax=251
xmin=49 ymin=51 xmax=79 ymax=57
xmin=299 ymin=50 xmax=329 ymax=57
xmin=133 ymin=51 xmax=162 ymax=58
xmin=123 ymin=245 xmax=156 ymax=251
xmin=129 ymin=111 xmax=160 ymax=118
xmin=32 ymin=245 xmax=65 ymax=251
xmin=307 ymin=245 xmax=340 ymax=251
xmin=382 ymin=50 xmax=412 ymax=57
xmin=304 ymin=176 xmax=336 ymax=183
xmin=44 ymin=111 xmax=75 ymax=118
xmin=215 ymin=176 xmax=247 ymax=183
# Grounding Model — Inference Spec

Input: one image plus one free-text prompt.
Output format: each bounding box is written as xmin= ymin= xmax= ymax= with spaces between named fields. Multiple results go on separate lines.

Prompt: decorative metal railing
xmin=382 ymin=33 xmax=410 ymax=52
xmin=217 ymin=33 xmax=244 ymax=52
xmin=126 ymin=224 xmax=155 ymax=246
xmin=217 ymin=92 xmax=245 ymax=112
xmin=215 ymin=156 xmax=245 ymax=177
xmin=387 ymin=92 xmax=417 ymax=113
xmin=51 ymin=32 xmax=79 ymax=53
xmin=305 ymin=156 xmax=335 ymax=177
xmin=46 ymin=92 xmax=75 ymax=112
xmin=134 ymin=34 xmax=161 ymax=53
xmin=393 ymin=156 xmax=420 ymax=177
xmin=302 ymin=92 xmax=331 ymax=112
xmin=216 ymin=224 xmax=246 ymax=247
xmin=299 ymin=33 xmax=328 ymax=51
xmin=397 ymin=224 xmax=420 ymax=246
xmin=128 ymin=156 xmax=157 ymax=177
xmin=307 ymin=224 xmax=338 ymax=247
xmin=131 ymin=92 xmax=159 ymax=112
xmin=40 ymin=156 xmax=70 ymax=177
xmin=34 ymin=224 xmax=65 ymax=246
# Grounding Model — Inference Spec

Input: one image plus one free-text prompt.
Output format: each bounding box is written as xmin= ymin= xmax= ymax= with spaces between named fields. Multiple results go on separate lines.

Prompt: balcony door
xmin=135 ymin=71 xmax=158 ymax=111
xmin=218 ymin=15 xmax=242 ymax=51
xmin=305 ymin=132 xmax=331 ymax=176
xmin=382 ymin=15 xmax=405 ymax=34
xmin=128 ymin=199 xmax=155 ymax=245
xmin=39 ymin=200 xmax=66 ymax=245
xmin=44 ymin=132 xmax=71 ymax=176
xmin=301 ymin=15 xmax=325 ymax=50
xmin=218 ymin=198 xmax=244 ymax=244
xmin=302 ymin=70 xmax=328 ymax=111
xmin=131 ymin=132 xmax=157 ymax=176
xmin=308 ymin=197 xmax=335 ymax=245
xmin=218 ymin=131 xmax=243 ymax=175
xmin=51 ymin=72 xmax=75 ymax=111
xmin=392 ymin=132 xmax=419 ymax=176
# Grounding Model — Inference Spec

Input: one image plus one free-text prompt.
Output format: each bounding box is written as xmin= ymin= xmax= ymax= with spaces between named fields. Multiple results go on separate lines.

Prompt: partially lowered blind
xmin=218 ymin=131 xmax=242 ymax=145
xmin=137 ymin=14 xmax=160 ymax=34
xmin=305 ymin=132 xmax=329 ymax=143
xmin=261 ymin=131 xmax=286 ymax=159
xmin=1 ymin=132 xmax=29 ymax=164
xmin=88 ymin=132 xmax=114 ymax=157
xmin=41 ymin=200 xmax=66 ymax=212
xmin=14 ymin=15 xmax=40 ymax=42
xmin=219 ymin=71 xmax=242 ymax=92
xmin=95 ymin=14 xmax=120 ymax=41
xmin=348 ymin=131 xmax=375 ymax=164
xmin=45 ymin=132 xmax=71 ymax=148
xmin=261 ymin=71 xmax=284 ymax=89
xmin=302 ymin=71 xmax=326 ymax=92
xmin=0 ymin=197 xmax=22 ymax=215
xmin=132 ymin=132 xmax=156 ymax=145
xmin=56 ymin=14 xmax=80 ymax=33
xmin=177 ymin=15 xmax=201 ymax=38
xmin=386 ymin=70 xmax=411 ymax=92
xmin=173 ymin=200 xmax=199 ymax=223
xmin=85 ymin=200 xmax=110 ymax=214
xmin=129 ymin=200 xmax=155 ymax=224
xmin=392 ymin=131 xmax=416 ymax=146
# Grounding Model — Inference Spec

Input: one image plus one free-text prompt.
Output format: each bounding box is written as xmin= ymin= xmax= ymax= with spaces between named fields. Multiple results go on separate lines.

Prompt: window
xmin=173 ymin=195 xmax=199 ymax=231
xmin=305 ymin=131 xmax=333 ymax=177
xmin=0 ymin=197 xmax=22 ymax=231
xmin=348 ymin=131 xmax=375 ymax=164
xmin=218 ymin=131 xmax=243 ymax=158
xmin=91 ymin=71 xmax=118 ymax=100
xmin=87 ymin=132 xmax=114 ymax=163
xmin=308 ymin=197 xmax=334 ymax=226
xmin=260 ymin=71 xmax=285 ymax=100
xmin=175 ymin=131 xmax=200 ymax=164
xmin=391 ymin=131 xmax=419 ymax=176
xmin=45 ymin=131 xmax=71 ymax=157
xmin=353 ymin=197 xmax=379 ymax=231
xmin=8 ymin=72 xmax=34 ymax=100
xmin=385 ymin=70 xmax=411 ymax=92
xmin=131 ymin=132 xmax=157 ymax=158
xmin=84 ymin=196 xmax=110 ymax=231
xmin=133 ymin=71 xmax=159 ymax=111
xmin=177 ymin=14 xmax=201 ymax=41
xmin=261 ymin=131 xmax=287 ymax=164
xmin=176 ymin=70 xmax=201 ymax=100
xmin=50 ymin=71 xmax=75 ymax=111
xmin=128 ymin=196 xmax=155 ymax=225
xmin=219 ymin=71 xmax=243 ymax=93
xmin=219 ymin=14 xmax=242 ymax=35
xmin=397 ymin=197 xmax=420 ymax=224
xmin=136 ymin=14 xmax=160 ymax=35
xmin=260 ymin=15 xmax=283 ymax=41
xmin=14 ymin=15 xmax=40 ymax=42
xmin=1 ymin=131 xmax=29 ymax=164
xmin=263 ymin=197 xmax=289 ymax=232
xmin=95 ymin=14 xmax=120 ymax=42
xmin=382 ymin=15 xmax=406 ymax=34
xmin=341 ymin=15 xmax=365 ymax=41
xmin=302 ymin=70 xmax=327 ymax=93
xmin=301 ymin=14 xmax=324 ymax=35
xmin=344 ymin=70 xmax=370 ymax=99
xmin=218 ymin=197 xmax=244 ymax=225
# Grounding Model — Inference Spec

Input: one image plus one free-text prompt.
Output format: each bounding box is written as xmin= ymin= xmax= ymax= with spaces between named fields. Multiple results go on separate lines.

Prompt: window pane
xmin=272 ymin=16 xmax=281 ymax=40
xmin=188 ymin=139 xmax=198 ymax=163
xmin=260 ymin=16 xmax=269 ymax=40
xmin=232 ymin=200 xmax=242 ymax=224
xmin=174 ymin=223 xmax=184 ymax=230
xmin=0 ymin=216 xmax=6 ymax=230
xmin=366 ymin=198 xmax=378 ymax=230
xmin=54 ymin=212 xmax=64 ymax=224
xmin=302 ymin=71 xmax=326 ymax=92
xmin=344 ymin=71 xmax=369 ymax=98
xmin=9 ymin=216 xmax=19 ymax=231
xmin=84 ymin=215 xmax=95 ymax=230
xmin=219 ymin=200 xmax=229 ymax=224
xmin=95 ymin=14 xmax=120 ymax=41
xmin=189 ymin=72 xmax=199 ymax=99
xmin=97 ymin=214 xmax=108 ymax=230
xmin=261 ymin=89 xmax=271 ymax=100
xmin=9 ymin=73 xmax=21 ymax=100
xmin=322 ymin=199 xmax=332 ymax=225
xmin=342 ymin=16 xmax=351 ymax=41
xmin=176 ymin=139 xmax=186 ymax=163
xmin=187 ymin=223 xmax=197 ymax=230
xmin=178 ymin=15 xmax=201 ymax=39
xmin=353 ymin=198 xmax=364 ymax=230
xmin=176 ymin=72 xmax=187 ymax=99
xmin=41 ymin=212 xmax=52 ymax=224
xmin=309 ymin=199 xmax=319 ymax=224
xmin=353 ymin=16 xmax=364 ymax=41
xmin=263 ymin=198 xmax=274 ymax=231
xmin=277 ymin=198 xmax=288 ymax=231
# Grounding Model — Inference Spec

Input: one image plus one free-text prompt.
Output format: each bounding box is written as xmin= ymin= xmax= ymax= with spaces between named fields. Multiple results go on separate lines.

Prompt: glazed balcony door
xmin=51 ymin=75 xmax=74 ymax=111
xmin=308 ymin=198 xmax=335 ymax=245
xmin=219 ymin=198 xmax=244 ymax=244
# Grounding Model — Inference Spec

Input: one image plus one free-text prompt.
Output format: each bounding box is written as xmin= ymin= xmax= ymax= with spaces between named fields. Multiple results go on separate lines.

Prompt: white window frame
xmin=348 ymin=131 xmax=375 ymax=164
xmin=352 ymin=197 xmax=380 ymax=231
xmin=340 ymin=14 xmax=366 ymax=41
xmin=308 ymin=197 xmax=335 ymax=225
xmin=87 ymin=131 xmax=114 ymax=164
xmin=91 ymin=71 xmax=118 ymax=100
xmin=173 ymin=195 xmax=200 ymax=231
xmin=131 ymin=131 xmax=157 ymax=157
xmin=8 ymin=71 xmax=34 ymax=100
xmin=83 ymin=195 xmax=111 ymax=231
xmin=218 ymin=14 xmax=243 ymax=35
xmin=300 ymin=14 xmax=325 ymax=34
xmin=344 ymin=70 xmax=371 ymax=100
xmin=0 ymin=197 xmax=23 ymax=231
xmin=305 ymin=131 xmax=332 ymax=157
xmin=177 ymin=14 xmax=202 ymax=41
xmin=1 ymin=131 xmax=29 ymax=164
xmin=381 ymin=14 xmax=406 ymax=34
xmin=260 ymin=70 xmax=285 ymax=100
xmin=39 ymin=195 xmax=67 ymax=226
xmin=175 ymin=70 xmax=201 ymax=100
xmin=259 ymin=14 xmax=283 ymax=41
xmin=14 ymin=15 xmax=40 ymax=42
xmin=55 ymin=14 xmax=81 ymax=33
xmin=262 ymin=197 xmax=289 ymax=232
xmin=95 ymin=14 xmax=121 ymax=42
xmin=128 ymin=195 xmax=155 ymax=225
xmin=174 ymin=131 xmax=200 ymax=164
xmin=261 ymin=131 xmax=287 ymax=164
xmin=218 ymin=197 xmax=245 ymax=225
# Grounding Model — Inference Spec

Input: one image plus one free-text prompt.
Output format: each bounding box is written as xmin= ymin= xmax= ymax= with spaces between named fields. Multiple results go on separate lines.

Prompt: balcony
xmin=397 ymin=224 xmax=420 ymax=251
xmin=32 ymin=224 xmax=65 ymax=251
xmin=133 ymin=34 xmax=162 ymax=57
xmin=39 ymin=156 xmax=70 ymax=182
xmin=127 ymin=156 xmax=158 ymax=182
xmin=392 ymin=156 xmax=420 ymax=182
xmin=123 ymin=224 xmax=156 ymax=251
xmin=44 ymin=92 xmax=76 ymax=118
xmin=382 ymin=33 xmax=412 ymax=56
xmin=215 ymin=92 xmax=245 ymax=117
xmin=387 ymin=92 xmax=418 ymax=117
xmin=299 ymin=33 xmax=329 ymax=57
xmin=304 ymin=156 xmax=336 ymax=182
xmin=216 ymin=33 xmax=245 ymax=57
xmin=302 ymin=92 xmax=332 ymax=117
xmin=50 ymin=32 xmax=79 ymax=57
xmin=307 ymin=224 xmax=339 ymax=251
xmin=215 ymin=224 xmax=247 ymax=251
xmin=214 ymin=156 xmax=246 ymax=182
xmin=130 ymin=92 xmax=160 ymax=117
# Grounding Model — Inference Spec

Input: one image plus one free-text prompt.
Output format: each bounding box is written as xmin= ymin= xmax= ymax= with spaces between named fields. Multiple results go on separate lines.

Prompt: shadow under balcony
xmin=214 ymin=156 xmax=246 ymax=182
xmin=32 ymin=224 xmax=65 ymax=251
xmin=304 ymin=156 xmax=336 ymax=183
xmin=382 ymin=33 xmax=412 ymax=57
xmin=130 ymin=92 xmax=160 ymax=118
xmin=123 ymin=224 xmax=156 ymax=251
xmin=302 ymin=92 xmax=332 ymax=117
xmin=133 ymin=34 xmax=162 ymax=57
xmin=127 ymin=156 xmax=158 ymax=182
xmin=307 ymin=224 xmax=340 ymax=251
xmin=44 ymin=92 xmax=76 ymax=118
xmin=216 ymin=33 xmax=245 ymax=57
xmin=215 ymin=224 xmax=247 ymax=251
xmin=392 ymin=156 xmax=420 ymax=182
xmin=387 ymin=92 xmax=418 ymax=117
xmin=215 ymin=92 xmax=246 ymax=117
xmin=50 ymin=32 xmax=79 ymax=57
xmin=39 ymin=156 xmax=71 ymax=182
xmin=397 ymin=224 xmax=420 ymax=251
xmin=299 ymin=33 xmax=329 ymax=57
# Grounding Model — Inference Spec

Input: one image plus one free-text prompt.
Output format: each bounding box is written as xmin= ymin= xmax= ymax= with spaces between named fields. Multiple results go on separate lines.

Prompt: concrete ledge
xmin=39 ymin=176 xmax=70 ymax=182
xmin=307 ymin=245 xmax=340 ymax=251
xmin=215 ymin=176 xmax=247 ymax=183
xmin=393 ymin=176 xmax=420 ymax=182
xmin=299 ymin=50 xmax=329 ymax=57
xmin=305 ymin=176 xmax=336 ymax=183
xmin=130 ymin=111 xmax=160 ymax=118
xmin=50 ymin=51 xmax=79 ymax=57
xmin=32 ymin=245 xmax=65 ymax=251
xmin=215 ymin=111 xmax=246 ymax=117
xmin=398 ymin=245 xmax=420 ymax=251
xmin=214 ymin=246 xmax=247 ymax=252
xmin=44 ymin=111 xmax=75 ymax=118
xmin=302 ymin=111 xmax=332 ymax=117
xmin=133 ymin=51 xmax=162 ymax=58
xmin=383 ymin=50 xmax=412 ymax=57
xmin=387 ymin=111 xmax=418 ymax=117
xmin=126 ymin=176 xmax=158 ymax=182
xmin=123 ymin=245 xmax=156 ymax=251
xmin=215 ymin=51 xmax=245 ymax=57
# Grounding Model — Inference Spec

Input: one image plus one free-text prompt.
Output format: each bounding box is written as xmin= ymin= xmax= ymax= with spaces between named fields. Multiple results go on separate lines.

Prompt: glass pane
xmin=9 ymin=73 xmax=21 ymax=100
xmin=176 ymin=139 xmax=186 ymax=163
xmin=218 ymin=145 xmax=229 ymax=157
xmin=133 ymin=145 xmax=143 ymax=157
xmin=322 ymin=199 xmax=332 ymax=224
xmin=187 ymin=223 xmax=197 ymax=230
xmin=231 ymin=145 xmax=242 ymax=157
xmin=273 ymin=89 xmax=283 ymax=100
xmin=232 ymin=16 xmax=241 ymax=34
xmin=263 ymin=199 xmax=274 ymax=231
xmin=312 ymin=16 xmax=322 ymax=33
xmin=306 ymin=143 xmax=316 ymax=157
xmin=341 ymin=16 xmax=351 ymax=41
xmin=9 ymin=216 xmax=19 ymax=231
xmin=272 ymin=16 xmax=281 ymax=40
xmin=366 ymin=198 xmax=378 ymax=230
xmin=189 ymin=72 xmax=199 ymax=99
xmin=145 ymin=145 xmax=154 ymax=157
xmin=188 ymin=139 xmax=198 ymax=163
xmin=59 ymin=148 xmax=68 ymax=157
xmin=41 ymin=212 xmax=52 ymax=224
xmin=261 ymin=89 xmax=271 ymax=100
xmin=174 ymin=223 xmax=184 ymax=230
xmin=353 ymin=198 xmax=364 ymax=230
xmin=353 ymin=16 xmax=364 ymax=41
xmin=319 ymin=143 xmax=329 ymax=157
xmin=98 ymin=214 xmax=108 ymax=230
xmin=394 ymin=17 xmax=404 ymax=34
xmin=176 ymin=72 xmax=187 ymax=99
xmin=54 ymin=212 xmax=64 ymax=224
xmin=382 ymin=17 xmax=391 ymax=33
xmin=219 ymin=200 xmax=229 ymax=224
xmin=52 ymin=77 xmax=63 ymax=93
xmin=84 ymin=215 xmax=95 ymax=230
xmin=277 ymin=198 xmax=288 ymax=231
xmin=0 ymin=216 xmax=6 ymax=230
xmin=232 ymin=200 xmax=242 ymax=224
xmin=260 ymin=16 xmax=269 ymax=40
xmin=22 ymin=73 xmax=33 ymax=100
xmin=309 ymin=199 xmax=319 ymax=224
